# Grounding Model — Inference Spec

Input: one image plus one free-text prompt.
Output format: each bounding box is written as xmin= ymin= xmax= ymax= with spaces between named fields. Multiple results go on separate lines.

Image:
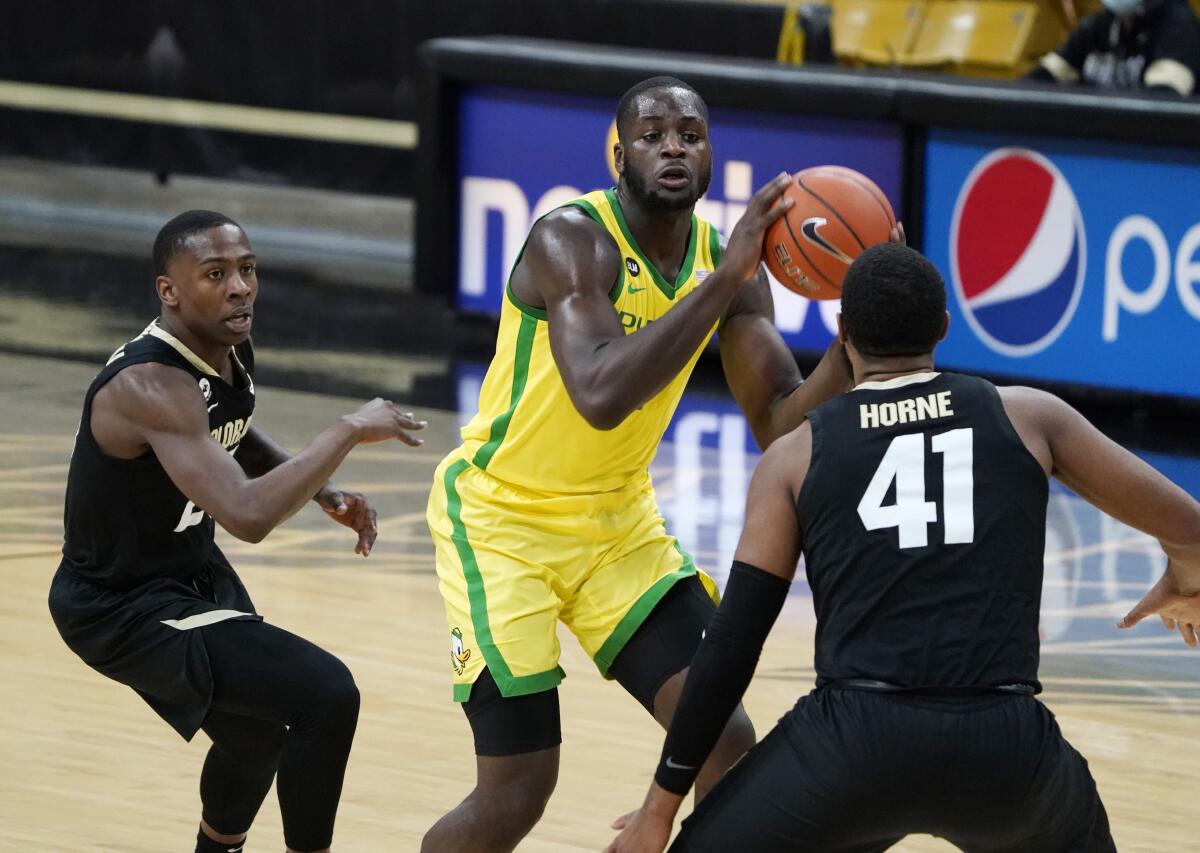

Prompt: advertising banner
xmin=456 ymin=85 xmax=903 ymax=352
xmin=924 ymin=128 xmax=1200 ymax=399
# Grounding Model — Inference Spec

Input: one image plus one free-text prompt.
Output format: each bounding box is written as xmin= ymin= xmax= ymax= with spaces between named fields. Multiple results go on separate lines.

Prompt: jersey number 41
xmin=858 ymin=428 xmax=974 ymax=549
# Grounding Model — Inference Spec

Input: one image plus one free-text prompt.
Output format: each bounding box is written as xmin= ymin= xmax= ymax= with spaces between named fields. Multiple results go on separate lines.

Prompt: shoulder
xmin=754 ymin=421 xmax=814 ymax=505
xmin=98 ymin=362 xmax=208 ymax=432
xmin=1056 ymin=10 xmax=1113 ymax=55
xmin=527 ymin=205 xmax=619 ymax=260
xmin=1158 ymin=1 xmax=1199 ymax=26
xmin=1073 ymin=10 xmax=1115 ymax=39
xmin=1152 ymin=5 xmax=1200 ymax=53
xmin=518 ymin=205 xmax=622 ymax=296
xmin=995 ymin=384 xmax=1074 ymax=429
xmin=995 ymin=383 xmax=1062 ymax=407
xmin=773 ymin=419 xmax=814 ymax=452
xmin=762 ymin=420 xmax=813 ymax=476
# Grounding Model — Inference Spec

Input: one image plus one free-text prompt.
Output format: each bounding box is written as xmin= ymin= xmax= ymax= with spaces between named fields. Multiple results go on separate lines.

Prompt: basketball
xmin=763 ymin=166 xmax=896 ymax=300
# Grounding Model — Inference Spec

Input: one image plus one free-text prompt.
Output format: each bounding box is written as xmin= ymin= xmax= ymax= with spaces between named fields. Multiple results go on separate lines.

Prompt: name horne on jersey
xmin=859 ymin=390 xmax=954 ymax=429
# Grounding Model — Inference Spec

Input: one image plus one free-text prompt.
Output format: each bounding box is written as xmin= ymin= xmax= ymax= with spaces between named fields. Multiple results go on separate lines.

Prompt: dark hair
xmin=152 ymin=210 xmax=241 ymax=276
xmin=615 ymin=75 xmax=707 ymax=142
xmin=840 ymin=243 xmax=947 ymax=357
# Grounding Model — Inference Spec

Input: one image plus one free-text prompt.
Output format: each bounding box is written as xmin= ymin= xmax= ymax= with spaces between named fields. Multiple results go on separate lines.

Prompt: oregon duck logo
xmin=450 ymin=627 xmax=471 ymax=675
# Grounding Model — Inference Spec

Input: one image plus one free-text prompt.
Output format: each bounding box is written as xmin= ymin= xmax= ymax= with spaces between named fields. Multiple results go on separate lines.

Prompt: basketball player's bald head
xmin=615 ymin=76 xmax=709 ymax=144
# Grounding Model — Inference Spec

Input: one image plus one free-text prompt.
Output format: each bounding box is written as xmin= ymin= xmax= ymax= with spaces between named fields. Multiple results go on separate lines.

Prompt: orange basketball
xmin=762 ymin=166 xmax=896 ymax=300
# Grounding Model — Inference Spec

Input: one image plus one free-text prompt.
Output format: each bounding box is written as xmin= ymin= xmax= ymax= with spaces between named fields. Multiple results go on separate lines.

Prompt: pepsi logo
xmin=951 ymin=149 xmax=1087 ymax=357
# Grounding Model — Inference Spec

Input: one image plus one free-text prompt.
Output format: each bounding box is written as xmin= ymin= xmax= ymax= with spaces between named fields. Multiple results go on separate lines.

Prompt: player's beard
xmin=623 ymin=161 xmax=713 ymax=213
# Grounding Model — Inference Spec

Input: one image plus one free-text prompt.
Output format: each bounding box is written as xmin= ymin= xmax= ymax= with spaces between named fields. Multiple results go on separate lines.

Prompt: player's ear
xmin=613 ymin=141 xmax=625 ymax=176
xmin=836 ymin=313 xmax=848 ymax=345
xmin=156 ymin=275 xmax=178 ymax=308
xmin=939 ymin=311 xmax=950 ymax=342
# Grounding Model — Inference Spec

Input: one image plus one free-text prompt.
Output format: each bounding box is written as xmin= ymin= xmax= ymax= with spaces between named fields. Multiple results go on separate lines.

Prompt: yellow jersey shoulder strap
xmin=504 ymin=190 xmax=624 ymax=319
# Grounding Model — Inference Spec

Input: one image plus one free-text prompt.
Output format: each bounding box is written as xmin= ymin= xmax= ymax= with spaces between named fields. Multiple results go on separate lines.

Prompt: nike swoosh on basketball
xmin=664 ymin=756 xmax=696 ymax=770
xmin=800 ymin=217 xmax=854 ymax=264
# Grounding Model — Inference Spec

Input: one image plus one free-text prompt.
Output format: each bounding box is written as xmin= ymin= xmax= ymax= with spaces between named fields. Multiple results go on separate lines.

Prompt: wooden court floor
xmin=2 ymin=351 xmax=1197 ymax=852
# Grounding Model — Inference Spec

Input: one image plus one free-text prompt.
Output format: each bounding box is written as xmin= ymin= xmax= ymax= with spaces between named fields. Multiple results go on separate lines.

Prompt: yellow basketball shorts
xmin=427 ymin=451 xmax=717 ymax=702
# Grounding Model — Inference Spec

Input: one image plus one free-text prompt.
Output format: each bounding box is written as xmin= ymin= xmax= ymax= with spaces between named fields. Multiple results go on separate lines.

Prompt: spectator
xmin=1027 ymin=0 xmax=1200 ymax=96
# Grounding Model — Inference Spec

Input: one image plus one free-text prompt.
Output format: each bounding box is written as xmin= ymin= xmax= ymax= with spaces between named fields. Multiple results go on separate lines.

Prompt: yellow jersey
xmin=458 ymin=188 xmax=724 ymax=495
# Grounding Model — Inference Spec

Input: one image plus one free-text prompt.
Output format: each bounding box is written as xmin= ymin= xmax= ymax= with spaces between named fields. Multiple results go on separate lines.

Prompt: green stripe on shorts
xmin=443 ymin=458 xmax=564 ymax=701
xmin=593 ymin=541 xmax=698 ymax=677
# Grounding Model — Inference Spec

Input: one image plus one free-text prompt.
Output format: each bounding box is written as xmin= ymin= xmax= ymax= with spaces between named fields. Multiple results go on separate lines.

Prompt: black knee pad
xmin=462 ymin=668 xmax=561 ymax=756
xmin=609 ymin=576 xmax=715 ymax=712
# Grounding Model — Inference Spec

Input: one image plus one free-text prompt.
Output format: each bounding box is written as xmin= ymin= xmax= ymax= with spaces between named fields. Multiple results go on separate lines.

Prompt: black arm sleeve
xmin=653 ymin=560 xmax=791 ymax=795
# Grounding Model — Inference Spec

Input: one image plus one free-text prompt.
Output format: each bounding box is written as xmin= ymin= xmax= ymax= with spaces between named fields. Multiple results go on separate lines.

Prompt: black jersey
xmin=60 ymin=321 xmax=256 ymax=590
xmin=796 ymin=372 xmax=1047 ymax=692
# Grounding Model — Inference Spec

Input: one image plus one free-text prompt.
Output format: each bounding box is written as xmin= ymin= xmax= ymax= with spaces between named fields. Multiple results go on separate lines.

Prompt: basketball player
xmin=606 ymin=243 xmax=1200 ymax=852
xmin=423 ymin=76 xmax=904 ymax=852
xmin=48 ymin=210 xmax=426 ymax=853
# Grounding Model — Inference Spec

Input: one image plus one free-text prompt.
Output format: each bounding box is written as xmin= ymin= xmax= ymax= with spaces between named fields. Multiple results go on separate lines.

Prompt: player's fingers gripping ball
xmin=763 ymin=166 xmax=896 ymax=300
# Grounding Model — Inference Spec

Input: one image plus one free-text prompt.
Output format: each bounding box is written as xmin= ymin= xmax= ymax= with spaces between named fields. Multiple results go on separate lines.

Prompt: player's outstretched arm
xmin=718 ymin=269 xmax=850 ymax=450
xmin=92 ymin=363 xmax=425 ymax=544
xmin=530 ymin=174 xmax=793 ymax=430
xmin=236 ymin=426 xmax=383 ymax=556
xmin=605 ymin=429 xmax=809 ymax=853
xmin=720 ymin=224 xmax=905 ymax=450
xmin=1002 ymin=386 xmax=1200 ymax=645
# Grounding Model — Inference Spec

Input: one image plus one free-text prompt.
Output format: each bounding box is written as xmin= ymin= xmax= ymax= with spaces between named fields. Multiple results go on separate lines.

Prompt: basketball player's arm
xmin=606 ymin=430 xmax=809 ymax=853
xmin=719 ymin=267 xmax=852 ymax=449
xmin=93 ymin=363 xmax=424 ymax=546
xmin=529 ymin=175 xmax=793 ymax=430
xmin=235 ymin=427 xmax=381 ymax=556
xmin=1002 ymin=387 xmax=1200 ymax=645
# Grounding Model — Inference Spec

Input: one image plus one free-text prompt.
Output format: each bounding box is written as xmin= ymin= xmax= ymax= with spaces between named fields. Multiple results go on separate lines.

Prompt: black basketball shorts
xmin=48 ymin=550 xmax=261 ymax=740
xmin=670 ymin=687 xmax=1115 ymax=853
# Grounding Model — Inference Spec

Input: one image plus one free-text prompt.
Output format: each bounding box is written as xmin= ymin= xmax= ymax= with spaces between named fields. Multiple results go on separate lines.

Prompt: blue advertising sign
xmin=924 ymin=128 xmax=1200 ymax=399
xmin=457 ymin=85 xmax=903 ymax=351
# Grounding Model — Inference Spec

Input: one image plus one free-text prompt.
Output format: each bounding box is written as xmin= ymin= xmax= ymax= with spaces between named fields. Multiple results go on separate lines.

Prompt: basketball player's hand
xmin=890 ymin=221 xmax=907 ymax=245
xmin=720 ymin=172 xmax=794 ymax=287
xmin=316 ymin=486 xmax=379 ymax=556
xmin=603 ymin=806 xmax=672 ymax=853
xmin=342 ymin=398 xmax=427 ymax=446
xmin=604 ymin=784 xmax=683 ymax=853
xmin=1118 ymin=567 xmax=1200 ymax=647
